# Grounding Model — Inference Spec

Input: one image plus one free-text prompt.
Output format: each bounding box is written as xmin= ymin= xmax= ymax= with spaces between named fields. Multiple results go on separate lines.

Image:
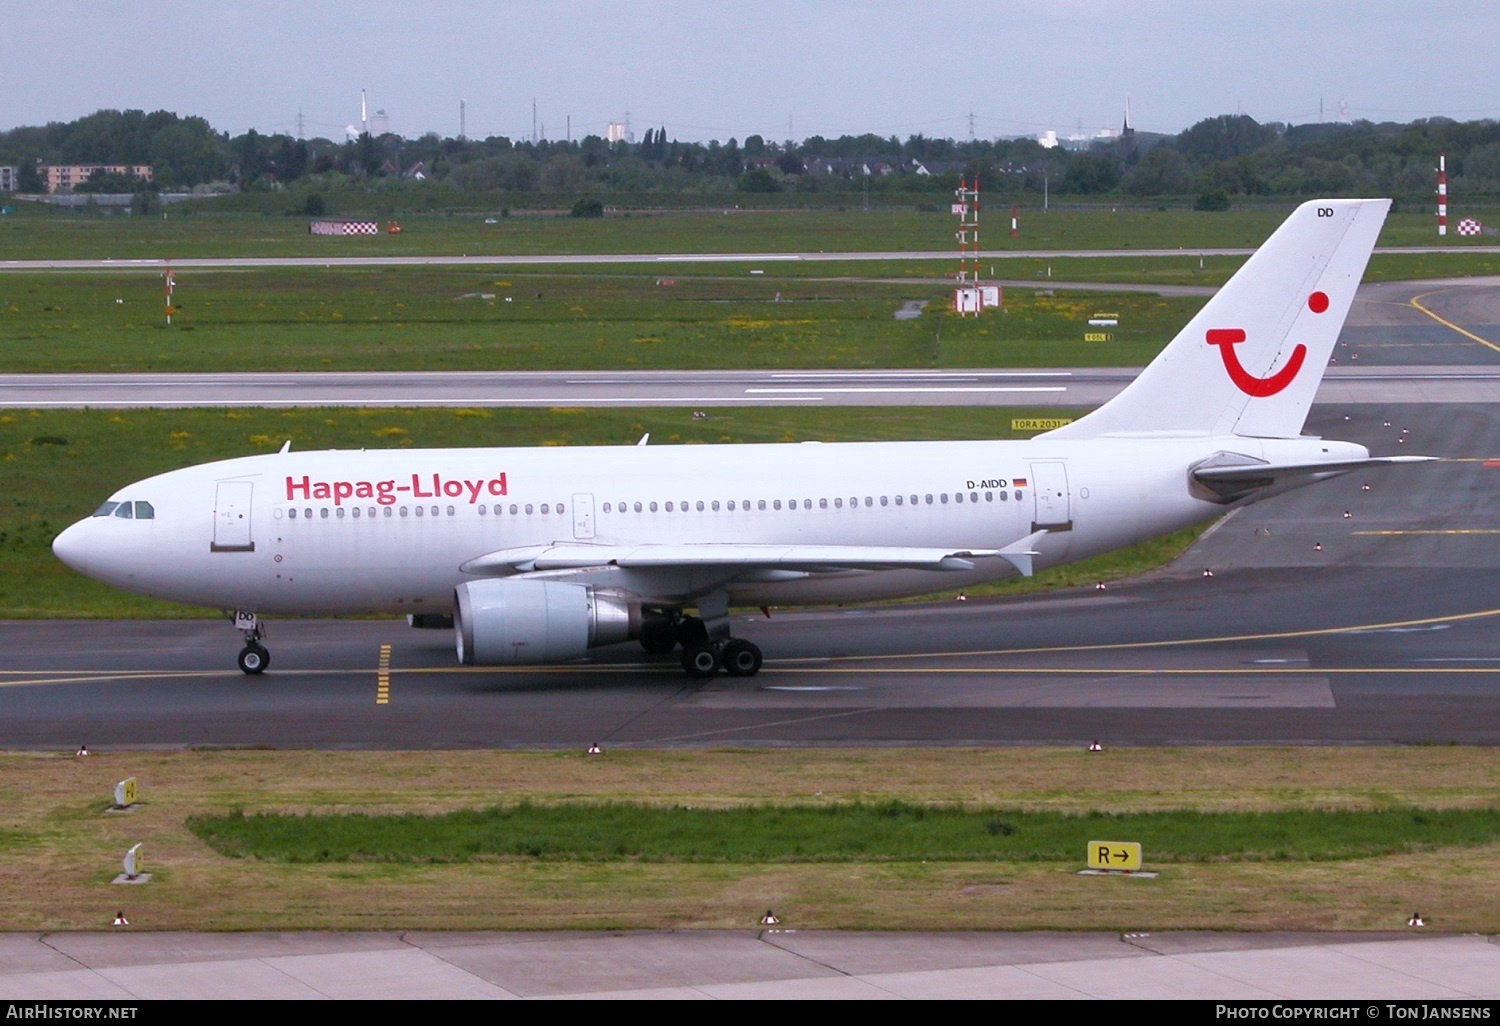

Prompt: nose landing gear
xmin=232 ymin=610 xmax=269 ymax=675
xmin=237 ymin=642 xmax=270 ymax=675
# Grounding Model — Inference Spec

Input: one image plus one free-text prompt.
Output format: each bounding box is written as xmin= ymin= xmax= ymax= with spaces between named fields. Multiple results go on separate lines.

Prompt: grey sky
xmin=6 ymin=1 xmax=1497 ymax=143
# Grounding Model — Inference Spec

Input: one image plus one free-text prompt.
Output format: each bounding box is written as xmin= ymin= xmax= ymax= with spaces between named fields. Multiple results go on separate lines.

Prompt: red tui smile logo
xmin=1206 ymin=291 xmax=1328 ymax=397
xmin=1206 ymin=329 xmax=1306 ymax=397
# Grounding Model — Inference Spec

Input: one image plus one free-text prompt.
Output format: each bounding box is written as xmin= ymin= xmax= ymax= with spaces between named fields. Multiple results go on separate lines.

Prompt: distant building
xmin=0 ymin=167 xmax=15 ymax=191
xmin=39 ymin=164 xmax=153 ymax=194
xmin=606 ymin=122 xmax=626 ymax=143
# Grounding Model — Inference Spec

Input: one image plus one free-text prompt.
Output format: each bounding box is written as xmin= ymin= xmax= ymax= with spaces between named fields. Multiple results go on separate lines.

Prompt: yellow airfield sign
xmin=1087 ymin=840 xmax=1142 ymax=871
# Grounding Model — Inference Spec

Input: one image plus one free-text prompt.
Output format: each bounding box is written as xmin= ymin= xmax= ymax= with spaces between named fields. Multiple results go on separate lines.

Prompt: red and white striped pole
xmin=1437 ymin=154 xmax=1447 ymax=237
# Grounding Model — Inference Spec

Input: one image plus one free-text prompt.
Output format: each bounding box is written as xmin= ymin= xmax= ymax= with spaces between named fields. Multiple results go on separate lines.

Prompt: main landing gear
xmin=233 ymin=610 xmax=269 ymax=675
xmin=639 ymin=612 xmax=763 ymax=679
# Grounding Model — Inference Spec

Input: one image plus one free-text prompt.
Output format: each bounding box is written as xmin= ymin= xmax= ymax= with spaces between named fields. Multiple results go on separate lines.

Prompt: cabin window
xmin=971 ymin=492 xmax=979 ymax=503
xmin=287 ymin=508 xmax=297 ymax=520
xmin=383 ymin=507 xmax=393 ymax=518
xmin=940 ymin=493 xmax=949 ymax=504
xmin=336 ymin=507 xmax=345 ymax=519
xmin=998 ymin=491 xmax=1007 ymax=502
xmin=893 ymin=495 xmax=902 ymax=506
xmin=321 ymin=507 xmax=330 ymax=518
xmin=400 ymin=506 xmax=409 ymax=517
xmin=92 ymin=501 xmax=120 ymax=518
xmin=649 ymin=501 xmax=658 ymax=513
xmin=134 ymin=501 xmax=155 ymax=519
xmin=833 ymin=498 xmax=842 ymax=509
xmin=479 ymin=505 xmax=487 ymax=515
xmin=352 ymin=507 xmax=361 ymax=519
xmin=633 ymin=502 xmax=642 ymax=513
xmin=112 ymin=502 xmax=136 ymax=519
xmin=525 ymin=504 xmax=534 ymax=515
xmin=803 ymin=499 xmax=812 ymax=510
xmin=509 ymin=504 xmax=519 ymax=515
xmin=954 ymin=493 xmax=963 ymax=504
xmin=541 ymin=503 xmax=550 ymax=515
xmin=697 ymin=500 xmax=706 ymax=512
xmin=709 ymin=500 xmax=718 ymax=511
xmin=1014 ymin=490 xmax=1023 ymax=501
xmin=820 ymin=498 xmax=829 ymax=509
xmin=665 ymin=501 xmax=674 ymax=513
xmin=925 ymin=494 xmax=934 ymax=505
xmin=415 ymin=506 xmax=424 ymax=517
xmin=447 ymin=506 xmax=455 ymax=516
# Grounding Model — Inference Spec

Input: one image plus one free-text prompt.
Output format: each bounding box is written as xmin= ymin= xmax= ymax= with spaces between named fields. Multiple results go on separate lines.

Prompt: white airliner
xmin=53 ymin=198 xmax=1427 ymax=678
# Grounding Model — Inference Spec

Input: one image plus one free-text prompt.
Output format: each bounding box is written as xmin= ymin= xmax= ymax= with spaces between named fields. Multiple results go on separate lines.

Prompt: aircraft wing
xmin=460 ymin=542 xmax=1003 ymax=576
xmin=1191 ymin=454 xmax=1435 ymax=502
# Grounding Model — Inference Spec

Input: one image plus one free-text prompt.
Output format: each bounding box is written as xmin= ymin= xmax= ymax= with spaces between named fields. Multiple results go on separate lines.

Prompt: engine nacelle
xmin=454 ymin=579 xmax=641 ymax=665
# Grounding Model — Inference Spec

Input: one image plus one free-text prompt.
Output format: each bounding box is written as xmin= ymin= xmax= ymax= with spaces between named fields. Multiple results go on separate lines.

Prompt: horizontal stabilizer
xmin=461 ymin=542 xmax=1000 ymax=576
xmin=1192 ymin=454 xmax=1435 ymax=503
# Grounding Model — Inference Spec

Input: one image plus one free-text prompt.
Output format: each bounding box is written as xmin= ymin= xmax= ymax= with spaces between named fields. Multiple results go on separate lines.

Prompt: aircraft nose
xmin=52 ymin=519 xmax=92 ymax=576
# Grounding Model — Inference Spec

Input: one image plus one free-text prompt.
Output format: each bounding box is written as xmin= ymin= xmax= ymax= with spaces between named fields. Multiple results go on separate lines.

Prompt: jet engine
xmin=454 ymin=579 xmax=641 ymax=665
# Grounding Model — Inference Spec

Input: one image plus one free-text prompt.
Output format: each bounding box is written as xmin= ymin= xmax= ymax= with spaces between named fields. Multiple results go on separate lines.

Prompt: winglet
xmin=997 ymin=530 xmax=1048 ymax=578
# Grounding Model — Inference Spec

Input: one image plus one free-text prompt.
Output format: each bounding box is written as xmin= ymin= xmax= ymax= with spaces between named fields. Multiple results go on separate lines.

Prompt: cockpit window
xmin=99 ymin=500 xmax=154 ymax=520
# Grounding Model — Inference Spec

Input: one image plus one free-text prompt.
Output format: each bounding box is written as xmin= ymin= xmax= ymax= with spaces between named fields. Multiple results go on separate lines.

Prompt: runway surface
xmin=2 ymin=245 xmax=1497 ymax=272
xmin=2 ymin=398 xmax=1497 ymax=748
xmin=5 ymin=930 xmax=1497 ymax=999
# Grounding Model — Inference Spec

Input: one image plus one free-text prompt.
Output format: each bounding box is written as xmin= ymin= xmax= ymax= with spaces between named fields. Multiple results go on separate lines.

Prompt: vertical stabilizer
xmin=1044 ymin=199 xmax=1389 ymax=440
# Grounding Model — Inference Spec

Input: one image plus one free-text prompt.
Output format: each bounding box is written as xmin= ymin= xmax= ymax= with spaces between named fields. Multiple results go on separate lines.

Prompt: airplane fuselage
xmin=55 ymin=432 xmax=1366 ymax=616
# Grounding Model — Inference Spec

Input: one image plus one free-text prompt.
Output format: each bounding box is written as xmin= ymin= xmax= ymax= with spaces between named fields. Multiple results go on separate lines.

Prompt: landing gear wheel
xmin=639 ymin=623 xmax=678 ymax=655
xmin=237 ymin=643 xmax=270 ymax=675
xmin=681 ymin=642 xmax=721 ymax=678
xmin=721 ymin=639 xmax=763 ymax=677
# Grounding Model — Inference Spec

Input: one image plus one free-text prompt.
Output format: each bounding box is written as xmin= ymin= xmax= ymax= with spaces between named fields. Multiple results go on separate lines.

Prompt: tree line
xmin=3 ymin=108 xmax=1498 ymax=202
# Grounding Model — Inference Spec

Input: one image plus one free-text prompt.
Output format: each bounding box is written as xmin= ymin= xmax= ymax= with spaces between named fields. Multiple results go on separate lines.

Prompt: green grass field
xmin=0 ymin=267 xmax=1206 ymax=372
xmin=4 ymin=747 xmax=1497 ymax=931
xmin=1 ymin=202 xmax=1492 ymax=260
xmin=190 ymin=802 xmax=1500 ymax=864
